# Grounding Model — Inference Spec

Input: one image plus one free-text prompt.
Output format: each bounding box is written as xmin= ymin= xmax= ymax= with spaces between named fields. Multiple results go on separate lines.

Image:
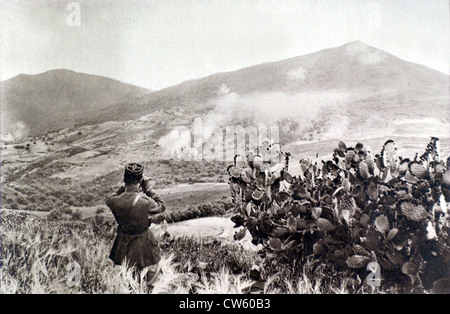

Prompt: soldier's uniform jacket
xmin=107 ymin=182 xmax=165 ymax=269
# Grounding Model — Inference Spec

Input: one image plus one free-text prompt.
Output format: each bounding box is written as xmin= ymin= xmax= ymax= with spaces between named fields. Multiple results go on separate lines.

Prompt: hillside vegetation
xmin=228 ymin=137 xmax=450 ymax=293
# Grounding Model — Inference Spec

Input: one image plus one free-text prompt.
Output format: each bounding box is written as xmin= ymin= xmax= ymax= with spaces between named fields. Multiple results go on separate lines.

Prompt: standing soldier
xmin=107 ymin=163 xmax=166 ymax=290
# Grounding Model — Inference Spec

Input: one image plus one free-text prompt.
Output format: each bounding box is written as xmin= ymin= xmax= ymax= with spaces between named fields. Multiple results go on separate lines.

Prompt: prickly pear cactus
xmin=228 ymin=141 xmax=292 ymax=240
xmin=228 ymin=137 xmax=450 ymax=292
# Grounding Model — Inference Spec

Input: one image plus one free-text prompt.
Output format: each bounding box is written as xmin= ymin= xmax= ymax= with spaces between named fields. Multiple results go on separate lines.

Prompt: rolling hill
xmin=92 ymin=41 xmax=449 ymax=125
xmin=0 ymin=69 xmax=151 ymax=140
xmin=2 ymin=41 xmax=448 ymax=143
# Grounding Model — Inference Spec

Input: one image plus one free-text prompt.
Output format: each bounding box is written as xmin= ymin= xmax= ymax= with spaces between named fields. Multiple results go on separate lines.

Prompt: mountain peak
xmin=343 ymin=40 xmax=371 ymax=48
xmin=41 ymin=68 xmax=78 ymax=76
xmin=340 ymin=40 xmax=384 ymax=54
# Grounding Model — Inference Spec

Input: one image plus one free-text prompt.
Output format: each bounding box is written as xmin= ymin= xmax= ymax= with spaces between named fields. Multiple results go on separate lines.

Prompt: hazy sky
xmin=1 ymin=0 xmax=449 ymax=90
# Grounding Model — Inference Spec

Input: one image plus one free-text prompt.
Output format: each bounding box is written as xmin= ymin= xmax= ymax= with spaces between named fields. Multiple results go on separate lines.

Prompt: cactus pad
xmin=346 ymin=255 xmax=371 ymax=269
xmin=283 ymin=171 xmax=293 ymax=183
xmin=312 ymin=207 xmax=322 ymax=220
xmin=345 ymin=150 xmax=355 ymax=169
xmin=269 ymin=238 xmax=282 ymax=251
xmin=398 ymin=159 xmax=410 ymax=174
xmin=241 ymin=168 xmax=253 ymax=184
xmin=339 ymin=194 xmax=355 ymax=214
xmin=400 ymin=202 xmax=428 ymax=221
xmin=287 ymin=216 xmax=297 ymax=233
xmin=297 ymin=218 xmax=307 ymax=229
xmin=235 ymin=154 xmax=247 ymax=168
xmin=381 ymin=140 xmax=397 ymax=169
xmin=368 ymin=183 xmax=379 ymax=201
xmin=229 ymin=166 xmax=241 ymax=179
xmin=404 ymin=171 xmax=419 ymax=184
xmin=338 ymin=141 xmax=347 ymax=151
xmin=366 ymin=155 xmax=376 ymax=174
xmin=234 ymin=228 xmax=247 ymax=241
xmin=360 ymin=213 xmax=370 ymax=229
xmin=359 ymin=161 xmax=370 ymax=179
xmin=386 ymin=250 xmax=403 ymax=266
xmin=401 ymin=262 xmax=418 ymax=275
xmin=387 ymin=228 xmax=399 ymax=241
xmin=341 ymin=209 xmax=351 ymax=224
xmin=375 ymin=215 xmax=390 ymax=233
xmin=409 ymin=161 xmax=428 ymax=179
xmin=228 ymin=139 xmax=449 ymax=290
xmin=375 ymin=154 xmax=385 ymax=171
xmin=313 ymin=241 xmax=323 ymax=255
xmin=273 ymin=227 xmax=290 ymax=238
xmin=355 ymin=142 xmax=364 ymax=152
xmin=252 ymin=190 xmax=264 ymax=201
xmin=352 ymin=244 xmax=371 ymax=257
xmin=366 ymin=228 xmax=383 ymax=251
xmin=252 ymin=155 xmax=264 ymax=171
xmin=334 ymin=148 xmax=345 ymax=157
xmin=317 ymin=218 xmax=335 ymax=232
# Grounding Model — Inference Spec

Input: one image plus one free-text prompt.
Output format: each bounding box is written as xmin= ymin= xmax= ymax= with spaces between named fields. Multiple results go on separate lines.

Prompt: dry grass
xmin=0 ymin=211 xmax=379 ymax=294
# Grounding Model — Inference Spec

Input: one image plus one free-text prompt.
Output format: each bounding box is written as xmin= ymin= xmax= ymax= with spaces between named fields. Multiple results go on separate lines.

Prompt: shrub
xmin=71 ymin=209 xmax=82 ymax=221
xmin=152 ymin=200 xmax=233 ymax=224
xmin=47 ymin=208 xmax=63 ymax=221
xmin=46 ymin=207 xmax=73 ymax=221
xmin=17 ymin=196 xmax=29 ymax=206
xmin=9 ymin=201 xmax=19 ymax=210
xmin=228 ymin=138 xmax=450 ymax=292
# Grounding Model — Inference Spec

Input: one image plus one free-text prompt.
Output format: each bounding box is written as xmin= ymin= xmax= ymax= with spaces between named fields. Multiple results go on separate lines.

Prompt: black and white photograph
xmin=0 ymin=0 xmax=449 ymax=296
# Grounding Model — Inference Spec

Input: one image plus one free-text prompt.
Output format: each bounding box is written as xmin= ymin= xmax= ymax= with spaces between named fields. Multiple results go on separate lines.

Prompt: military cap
xmin=124 ymin=163 xmax=144 ymax=182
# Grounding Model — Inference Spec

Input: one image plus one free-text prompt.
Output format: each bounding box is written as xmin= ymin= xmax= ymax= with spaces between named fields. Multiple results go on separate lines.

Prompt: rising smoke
xmin=158 ymin=86 xmax=350 ymax=159
xmin=1 ymin=120 xmax=29 ymax=142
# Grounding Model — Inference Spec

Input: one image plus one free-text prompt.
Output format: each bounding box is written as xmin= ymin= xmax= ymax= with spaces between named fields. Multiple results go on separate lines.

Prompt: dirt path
xmin=151 ymin=215 xmax=260 ymax=251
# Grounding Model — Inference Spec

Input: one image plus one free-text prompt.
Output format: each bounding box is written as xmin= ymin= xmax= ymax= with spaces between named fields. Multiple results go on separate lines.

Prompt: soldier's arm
xmin=141 ymin=195 xmax=166 ymax=215
xmin=115 ymin=185 xmax=126 ymax=195
xmin=141 ymin=177 xmax=166 ymax=211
